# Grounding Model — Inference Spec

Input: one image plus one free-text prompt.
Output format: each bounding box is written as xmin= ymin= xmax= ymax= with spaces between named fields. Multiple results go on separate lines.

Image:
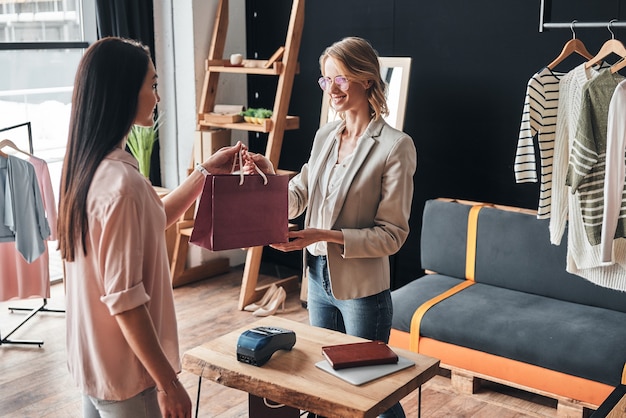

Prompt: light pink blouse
xmin=64 ymin=148 xmax=179 ymax=400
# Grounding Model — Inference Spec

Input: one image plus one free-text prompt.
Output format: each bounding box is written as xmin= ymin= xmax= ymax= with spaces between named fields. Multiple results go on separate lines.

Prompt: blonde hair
xmin=319 ymin=36 xmax=388 ymax=120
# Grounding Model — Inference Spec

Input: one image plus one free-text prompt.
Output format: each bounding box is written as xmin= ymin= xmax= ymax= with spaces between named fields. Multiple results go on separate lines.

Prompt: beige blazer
xmin=289 ymin=117 xmax=417 ymax=300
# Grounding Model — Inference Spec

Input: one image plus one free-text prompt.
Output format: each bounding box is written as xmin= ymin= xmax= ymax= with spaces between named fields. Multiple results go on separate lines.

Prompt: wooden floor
xmin=1 ymin=266 xmax=581 ymax=417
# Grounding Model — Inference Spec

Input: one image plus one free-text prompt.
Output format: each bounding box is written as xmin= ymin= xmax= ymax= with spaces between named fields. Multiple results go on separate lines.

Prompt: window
xmin=1 ymin=0 xmax=83 ymax=41
xmin=1 ymin=0 xmax=96 ymax=281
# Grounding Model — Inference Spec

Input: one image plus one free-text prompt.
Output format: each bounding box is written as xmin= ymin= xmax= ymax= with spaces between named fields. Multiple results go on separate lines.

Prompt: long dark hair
xmin=58 ymin=37 xmax=151 ymax=261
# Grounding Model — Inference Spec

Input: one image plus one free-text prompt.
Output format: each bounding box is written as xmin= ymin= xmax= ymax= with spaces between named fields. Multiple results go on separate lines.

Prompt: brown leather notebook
xmin=321 ymin=341 xmax=399 ymax=370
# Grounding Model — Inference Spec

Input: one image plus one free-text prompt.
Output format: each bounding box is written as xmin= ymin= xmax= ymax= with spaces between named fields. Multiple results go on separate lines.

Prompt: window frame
xmin=0 ymin=0 xmax=97 ymax=50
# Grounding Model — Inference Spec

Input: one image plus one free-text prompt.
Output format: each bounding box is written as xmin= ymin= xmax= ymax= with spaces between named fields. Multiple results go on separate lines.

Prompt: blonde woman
xmin=251 ymin=36 xmax=417 ymax=418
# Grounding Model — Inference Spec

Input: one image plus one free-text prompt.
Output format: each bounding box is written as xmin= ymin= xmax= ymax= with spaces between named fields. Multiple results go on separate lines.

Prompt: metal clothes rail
xmin=539 ymin=0 xmax=626 ymax=32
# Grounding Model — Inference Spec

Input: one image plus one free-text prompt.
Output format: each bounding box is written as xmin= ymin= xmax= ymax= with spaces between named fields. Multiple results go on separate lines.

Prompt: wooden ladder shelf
xmin=194 ymin=0 xmax=305 ymax=310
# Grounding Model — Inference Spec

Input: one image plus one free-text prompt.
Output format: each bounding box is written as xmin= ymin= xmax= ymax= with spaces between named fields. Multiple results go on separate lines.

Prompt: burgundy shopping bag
xmin=190 ymin=174 xmax=289 ymax=251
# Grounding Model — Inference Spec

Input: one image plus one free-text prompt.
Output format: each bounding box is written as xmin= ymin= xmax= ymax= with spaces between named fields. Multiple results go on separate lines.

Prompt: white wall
xmin=153 ymin=0 xmax=248 ymax=267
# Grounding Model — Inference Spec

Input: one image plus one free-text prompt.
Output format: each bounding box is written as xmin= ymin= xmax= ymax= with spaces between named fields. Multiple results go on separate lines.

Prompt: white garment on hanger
xmin=549 ymin=63 xmax=626 ymax=291
xmin=601 ymin=79 xmax=626 ymax=264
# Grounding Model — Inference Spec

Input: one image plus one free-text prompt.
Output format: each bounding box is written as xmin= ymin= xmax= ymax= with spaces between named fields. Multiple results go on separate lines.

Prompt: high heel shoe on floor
xmin=253 ymin=286 xmax=286 ymax=317
xmin=244 ymin=283 xmax=279 ymax=312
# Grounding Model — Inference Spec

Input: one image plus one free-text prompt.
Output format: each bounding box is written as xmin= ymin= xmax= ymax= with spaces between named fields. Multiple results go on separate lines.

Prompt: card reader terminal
xmin=236 ymin=326 xmax=296 ymax=366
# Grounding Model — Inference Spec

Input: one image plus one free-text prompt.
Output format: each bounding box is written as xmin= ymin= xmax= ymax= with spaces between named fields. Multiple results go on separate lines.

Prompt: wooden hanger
xmin=611 ymin=57 xmax=626 ymax=73
xmin=585 ymin=20 xmax=626 ymax=69
xmin=547 ymin=21 xmax=594 ymax=70
xmin=0 ymin=139 xmax=31 ymax=158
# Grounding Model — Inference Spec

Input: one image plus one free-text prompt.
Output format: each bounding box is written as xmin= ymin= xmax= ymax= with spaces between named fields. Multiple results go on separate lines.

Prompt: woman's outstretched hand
xmin=271 ymin=229 xmax=322 ymax=252
xmin=202 ymin=143 xmax=276 ymax=176
xmin=202 ymin=141 xmax=247 ymax=174
xmin=243 ymin=152 xmax=276 ymax=175
xmin=271 ymin=228 xmax=344 ymax=252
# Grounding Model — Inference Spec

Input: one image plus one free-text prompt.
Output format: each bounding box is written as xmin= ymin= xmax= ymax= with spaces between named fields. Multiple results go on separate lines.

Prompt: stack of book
xmin=315 ymin=341 xmax=414 ymax=385
xmin=321 ymin=341 xmax=399 ymax=369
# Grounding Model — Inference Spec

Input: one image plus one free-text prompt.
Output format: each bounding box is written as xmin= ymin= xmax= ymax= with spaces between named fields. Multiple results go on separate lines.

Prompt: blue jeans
xmin=307 ymin=253 xmax=405 ymax=418
xmin=83 ymin=387 xmax=161 ymax=418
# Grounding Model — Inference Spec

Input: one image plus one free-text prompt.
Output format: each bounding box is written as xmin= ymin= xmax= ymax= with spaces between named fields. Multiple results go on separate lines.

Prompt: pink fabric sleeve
xmin=97 ymin=194 xmax=150 ymax=315
xmin=33 ymin=157 xmax=58 ymax=241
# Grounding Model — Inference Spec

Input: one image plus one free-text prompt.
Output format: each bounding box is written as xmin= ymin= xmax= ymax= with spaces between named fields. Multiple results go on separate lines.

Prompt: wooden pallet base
xmin=447 ymin=365 xmax=591 ymax=417
xmin=389 ymin=330 xmax=611 ymax=414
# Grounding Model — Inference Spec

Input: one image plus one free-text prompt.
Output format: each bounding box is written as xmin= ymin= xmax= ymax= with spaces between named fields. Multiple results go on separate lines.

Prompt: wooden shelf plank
xmin=198 ymin=115 xmax=299 ymax=132
xmin=206 ymin=59 xmax=299 ymax=75
xmin=207 ymin=60 xmax=283 ymax=75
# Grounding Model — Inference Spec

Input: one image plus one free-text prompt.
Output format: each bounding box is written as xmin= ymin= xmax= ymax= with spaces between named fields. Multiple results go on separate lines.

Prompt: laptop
xmin=315 ymin=355 xmax=415 ymax=386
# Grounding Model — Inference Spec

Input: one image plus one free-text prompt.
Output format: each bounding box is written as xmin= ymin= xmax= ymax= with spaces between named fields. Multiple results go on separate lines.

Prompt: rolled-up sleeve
xmin=95 ymin=194 xmax=150 ymax=315
xmin=101 ymin=283 xmax=150 ymax=315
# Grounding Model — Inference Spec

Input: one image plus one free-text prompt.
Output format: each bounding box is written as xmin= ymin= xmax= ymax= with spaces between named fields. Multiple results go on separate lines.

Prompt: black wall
xmin=246 ymin=0 xmax=626 ymax=289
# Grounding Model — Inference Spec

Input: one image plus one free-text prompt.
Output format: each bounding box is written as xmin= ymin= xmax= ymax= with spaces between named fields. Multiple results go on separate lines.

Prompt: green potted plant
xmin=127 ymin=113 xmax=164 ymax=178
xmin=240 ymin=107 xmax=273 ymax=124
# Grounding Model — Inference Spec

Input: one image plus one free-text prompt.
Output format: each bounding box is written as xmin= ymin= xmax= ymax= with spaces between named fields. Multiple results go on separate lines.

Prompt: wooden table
xmin=182 ymin=317 xmax=440 ymax=418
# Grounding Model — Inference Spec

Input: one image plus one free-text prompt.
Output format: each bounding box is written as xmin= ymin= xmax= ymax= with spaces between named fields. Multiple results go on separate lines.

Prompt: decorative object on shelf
xmin=127 ymin=113 xmax=163 ymax=178
xmin=240 ymin=107 xmax=273 ymax=124
xmin=204 ymin=104 xmax=245 ymax=124
xmin=230 ymin=53 xmax=244 ymax=65
xmin=204 ymin=112 xmax=244 ymax=123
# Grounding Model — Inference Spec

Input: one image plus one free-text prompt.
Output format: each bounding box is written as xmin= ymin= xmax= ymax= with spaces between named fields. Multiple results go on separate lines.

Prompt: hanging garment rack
xmin=539 ymin=0 xmax=626 ymax=32
xmin=0 ymin=122 xmax=33 ymax=154
xmin=1 ymin=300 xmax=64 ymax=346
xmin=1 ymin=122 xmax=64 ymax=347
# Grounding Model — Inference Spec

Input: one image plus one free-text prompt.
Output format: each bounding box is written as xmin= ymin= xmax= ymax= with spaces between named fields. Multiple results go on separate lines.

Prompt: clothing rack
xmin=539 ymin=0 xmax=626 ymax=32
xmin=1 ymin=122 xmax=64 ymax=347
xmin=1 ymin=300 xmax=64 ymax=346
xmin=0 ymin=122 xmax=33 ymax=154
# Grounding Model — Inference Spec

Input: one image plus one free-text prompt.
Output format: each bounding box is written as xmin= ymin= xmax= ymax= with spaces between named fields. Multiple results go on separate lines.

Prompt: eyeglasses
xmin=318 ymin=75 xmax=349 ymax=92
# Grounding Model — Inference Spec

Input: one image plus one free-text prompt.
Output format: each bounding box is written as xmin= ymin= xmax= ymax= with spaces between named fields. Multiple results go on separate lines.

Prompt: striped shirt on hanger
xmin=514 ymin=66 xmax=565 ymax=219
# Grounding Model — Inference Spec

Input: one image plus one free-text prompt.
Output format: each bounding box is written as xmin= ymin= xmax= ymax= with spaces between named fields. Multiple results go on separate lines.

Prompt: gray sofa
xmin=389 ymin=198 xmax=626 ymax=416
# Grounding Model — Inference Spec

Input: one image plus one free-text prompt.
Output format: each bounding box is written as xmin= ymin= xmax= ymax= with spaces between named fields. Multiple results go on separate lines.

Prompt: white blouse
xmin=308 ymin=129 xmax=356 ymax=256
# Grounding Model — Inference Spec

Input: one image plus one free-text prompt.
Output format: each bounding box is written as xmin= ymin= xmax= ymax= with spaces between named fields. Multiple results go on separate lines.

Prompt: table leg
xmin=418 ymin=385 xmax=421 ymax=418
xmin=195 ymin=376 xmax=202 ymax=418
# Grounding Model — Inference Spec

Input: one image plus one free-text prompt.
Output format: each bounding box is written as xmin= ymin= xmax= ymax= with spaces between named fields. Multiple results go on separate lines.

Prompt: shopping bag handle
xmin=232 ymin=150 xmax=268 ymax=186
